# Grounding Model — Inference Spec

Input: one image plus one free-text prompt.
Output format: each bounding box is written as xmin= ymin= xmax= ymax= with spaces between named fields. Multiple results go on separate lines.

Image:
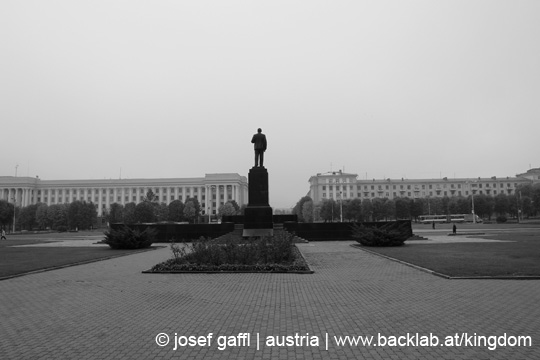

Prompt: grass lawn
xmin=0 ymin=237 xmax=155 ymax=279
xmin=357 ymin=229 xmax=540 ymax=278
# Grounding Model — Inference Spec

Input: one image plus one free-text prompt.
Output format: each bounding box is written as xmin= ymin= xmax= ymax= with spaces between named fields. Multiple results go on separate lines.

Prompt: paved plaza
xmin=0 ymin=240 xmax=539 ymax=359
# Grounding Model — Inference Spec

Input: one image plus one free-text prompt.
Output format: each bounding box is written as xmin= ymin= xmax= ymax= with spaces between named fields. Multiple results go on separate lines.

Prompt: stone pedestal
xmin=243 ymin=166 xmax=273 ymax=237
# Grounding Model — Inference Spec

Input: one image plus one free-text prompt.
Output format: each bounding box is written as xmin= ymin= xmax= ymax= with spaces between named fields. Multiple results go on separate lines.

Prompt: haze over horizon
xmin=1 ymin=1 xmax=539 ymax=208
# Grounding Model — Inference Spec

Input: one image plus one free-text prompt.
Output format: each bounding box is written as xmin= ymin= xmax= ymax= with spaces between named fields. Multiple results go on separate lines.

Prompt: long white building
xmin=309 ymin=168 xmax=540 ymax=204
xmin=0 ymin=173 xmax=248 ymax=217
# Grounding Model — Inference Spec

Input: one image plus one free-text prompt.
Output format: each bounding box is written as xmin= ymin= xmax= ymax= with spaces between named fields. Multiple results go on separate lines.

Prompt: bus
xmin=418 ymin=214 xmax=482 ymax=224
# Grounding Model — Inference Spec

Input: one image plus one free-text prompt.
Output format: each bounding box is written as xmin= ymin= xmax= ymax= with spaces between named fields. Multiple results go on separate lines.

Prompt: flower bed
xmin=144 ymin=232 xmax=313 ymax=273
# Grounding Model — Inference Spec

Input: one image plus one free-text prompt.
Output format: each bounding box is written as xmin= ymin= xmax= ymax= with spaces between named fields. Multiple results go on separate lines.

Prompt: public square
xmin=1 ymin=228 xmax=538 ymax=359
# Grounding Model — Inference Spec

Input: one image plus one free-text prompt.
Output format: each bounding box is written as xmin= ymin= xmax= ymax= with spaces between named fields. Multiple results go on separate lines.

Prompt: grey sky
xmin=1 ymin=1 xmax=539 ymax=208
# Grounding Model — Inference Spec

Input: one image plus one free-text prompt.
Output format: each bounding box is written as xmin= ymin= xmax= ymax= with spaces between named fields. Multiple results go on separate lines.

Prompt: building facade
xmin=309 ymin=170 xmax=537 ymax=204
xmin=0 ymin=173 xmax=248 ymax=217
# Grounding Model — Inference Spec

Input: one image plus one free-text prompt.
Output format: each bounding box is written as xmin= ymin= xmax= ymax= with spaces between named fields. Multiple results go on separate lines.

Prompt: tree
xmin=410 ymin=199 xmax=424 ymax=222
xmin=521 ymin=196 xmax=534 ymax=218
xmin=183 ymin=201 xmax=197 ymax=223
xmin=394 ymin=198 xmax=410 ymax=219
xmin=292 ymin=196 xmax=312 ymax=222
xmin=361 ymin=199 xmax=373 ymax=222
xmin=18 ymin=204 xmax=38 ymax=231
xmin=456 ymin=197 xmax=471 ymax=214
xmin=319 ymin=199 xmax=338 ymax=222
xmin=301 ymin=200 xmax=314 ymax=223
xmin=107 ymin=203 xmax=124 ymax=224
xmin=143 ymin=189 xmax=158 ymax=203
xmin=494 ymin=194 xmax=510 ymax=216
xmin=372 ymin=198 xmax=394 ymax=221
xmin=343 ymin=198 xmax=363 ymax=222
xmin=81 ymin=202 xmax=97 ymax=229
xmin=123 ymin=202 xmax=137 ymax=224
xmin=0 ymin=200 xmax=14 ymax=230
xmin=441 ymin=196 xmax=450 ymax=215
xmin=35 ymin=203 xmax=49 ymax=229
xmin=47 ymin=204 xmax=69 ymax=230
xmin=228 ymin=200 xmax=240 ymax=214
xmin=68 ymin=201 xmax=84 ymax=229
xmin=134 ymin=202 xmax=156 ymax=223
xmin=168 ymin=200 xmax=185 ymax=222
xmin=155 ymin=203 xmax=169 ymax=222
xmin=447 ymin=197 xmax=460 ymax=215
xmin=184 ymin=197 xmax=201 ymax=222
xmin=218 ymin=202 xmax=237 ymax=220
xmin=473 ymin=194 xmax=493 ymax=219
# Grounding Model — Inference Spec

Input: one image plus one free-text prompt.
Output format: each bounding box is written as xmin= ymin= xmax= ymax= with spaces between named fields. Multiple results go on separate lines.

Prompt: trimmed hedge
xmin=109 ymin=222 xmax=235 ymax=242
xmin=284 ymin=220 xmax=412 ymax=241
xmin=104 ymin=225 xmax=157 ymax=249
xmin=351 ymin=221 xmax=411 ymax=247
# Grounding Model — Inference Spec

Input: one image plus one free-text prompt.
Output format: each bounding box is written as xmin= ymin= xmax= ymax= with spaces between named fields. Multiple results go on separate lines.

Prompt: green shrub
xmin=103 ymin=225 xmax=157 ymax=249
xmin=153 ymin=232 xmax=303 ymax=272
xmin=351 ymin=222 xmax=410 ymax=247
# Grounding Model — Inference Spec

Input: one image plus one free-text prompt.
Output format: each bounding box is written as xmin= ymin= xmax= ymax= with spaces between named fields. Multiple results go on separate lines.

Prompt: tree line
xmin=0 ymin=190 xmax=245 ymax=232
xmin=106 ymin=190 xmax=242 ymax=224
xmin=293 ymin=183 xmax=540 ymax=222
xmin=0 ymin=200 xmax=97 ymax=232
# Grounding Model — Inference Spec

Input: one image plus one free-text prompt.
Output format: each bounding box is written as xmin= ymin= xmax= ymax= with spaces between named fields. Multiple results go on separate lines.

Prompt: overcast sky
xmin=1 ymin=1 xmax=539 ymax=208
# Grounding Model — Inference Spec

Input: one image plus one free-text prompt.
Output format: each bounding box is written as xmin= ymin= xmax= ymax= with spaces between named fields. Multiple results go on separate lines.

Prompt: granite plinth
xmin=248 ymin=166 xmax=269 ymax=206
xmin=244 ymin=166 xmax=273 ymax=237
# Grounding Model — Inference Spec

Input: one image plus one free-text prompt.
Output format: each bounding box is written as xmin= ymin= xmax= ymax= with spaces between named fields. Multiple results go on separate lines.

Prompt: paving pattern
xmin=0 ymin=241 xmax=538 ymax=359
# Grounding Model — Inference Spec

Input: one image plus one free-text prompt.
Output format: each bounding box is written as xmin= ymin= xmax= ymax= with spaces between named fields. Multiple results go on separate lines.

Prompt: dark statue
xmin=251 ymin=128 xmax=267 ymax=167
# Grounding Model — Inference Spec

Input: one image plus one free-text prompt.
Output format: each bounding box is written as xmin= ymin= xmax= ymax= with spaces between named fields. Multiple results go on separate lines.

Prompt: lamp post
xmin=471 ymin=190 xmax=476 ymax=224
xmin=11 ymin=196 xmax=16 ymax=233
xmin=339 ymin=191 xmax=343 ymax=222
xmin=208 ymin=185 xmax=216 ymax=223
xmin=466 ymin=181 xmax=477 ymax=223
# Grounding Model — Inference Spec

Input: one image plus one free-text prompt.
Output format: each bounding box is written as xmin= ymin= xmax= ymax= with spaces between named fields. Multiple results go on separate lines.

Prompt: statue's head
xmin=257 ymin=128 xmax=262 ymax=133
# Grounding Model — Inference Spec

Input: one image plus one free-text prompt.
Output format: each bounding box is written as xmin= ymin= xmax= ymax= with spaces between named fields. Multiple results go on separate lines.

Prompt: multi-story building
xmin=0 ymin=173 xmax=248 ymax=217
xmin=308 ymin=169 xmax=537 ymax=204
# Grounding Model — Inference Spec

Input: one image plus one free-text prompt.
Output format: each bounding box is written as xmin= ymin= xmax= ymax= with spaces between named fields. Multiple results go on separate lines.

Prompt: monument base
xmin=243 ymin=205 xmax=273 ymax=237
xmin=242 ymin=228 xmax=274 ymax=237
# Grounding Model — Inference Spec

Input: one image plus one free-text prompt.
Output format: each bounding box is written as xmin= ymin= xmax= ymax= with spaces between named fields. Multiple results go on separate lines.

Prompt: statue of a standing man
xmin=251 ymin=128 xmax=267 ymax=167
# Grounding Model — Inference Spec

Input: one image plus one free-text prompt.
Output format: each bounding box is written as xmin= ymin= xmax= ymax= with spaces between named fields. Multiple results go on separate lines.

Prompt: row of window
xmin=322 ymin=188 xmax=515 ymax=199
xmin=35 ymin=186 xmax=236 ymax=196
xmin=36 ymin=193 xmax=234 ymax=206
xmin=322 ymin=182 xmax=518 ymax=191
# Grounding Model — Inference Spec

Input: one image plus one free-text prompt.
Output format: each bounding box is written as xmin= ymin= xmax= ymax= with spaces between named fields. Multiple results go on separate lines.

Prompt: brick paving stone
xmin=0 ymin=241 xmax=539 ymax=359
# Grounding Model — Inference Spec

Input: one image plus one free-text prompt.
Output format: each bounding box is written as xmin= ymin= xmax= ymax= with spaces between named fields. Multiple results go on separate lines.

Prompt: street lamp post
xmin=466 ymin=181 xmax=477 ymax=224
xmin=339 ymin=191 xmax=343 ymax=222
xmin=208 ymin=185 xmax=216 ymax=223
xmin=471 ymin=190 xmax=476 ymax=224
xmin=11 ymin=196 xmax=16 ymax=233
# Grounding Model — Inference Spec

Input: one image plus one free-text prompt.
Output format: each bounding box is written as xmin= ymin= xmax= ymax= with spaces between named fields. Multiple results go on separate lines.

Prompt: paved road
xmin=0 ymin=241 xmax=538 ymax=359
